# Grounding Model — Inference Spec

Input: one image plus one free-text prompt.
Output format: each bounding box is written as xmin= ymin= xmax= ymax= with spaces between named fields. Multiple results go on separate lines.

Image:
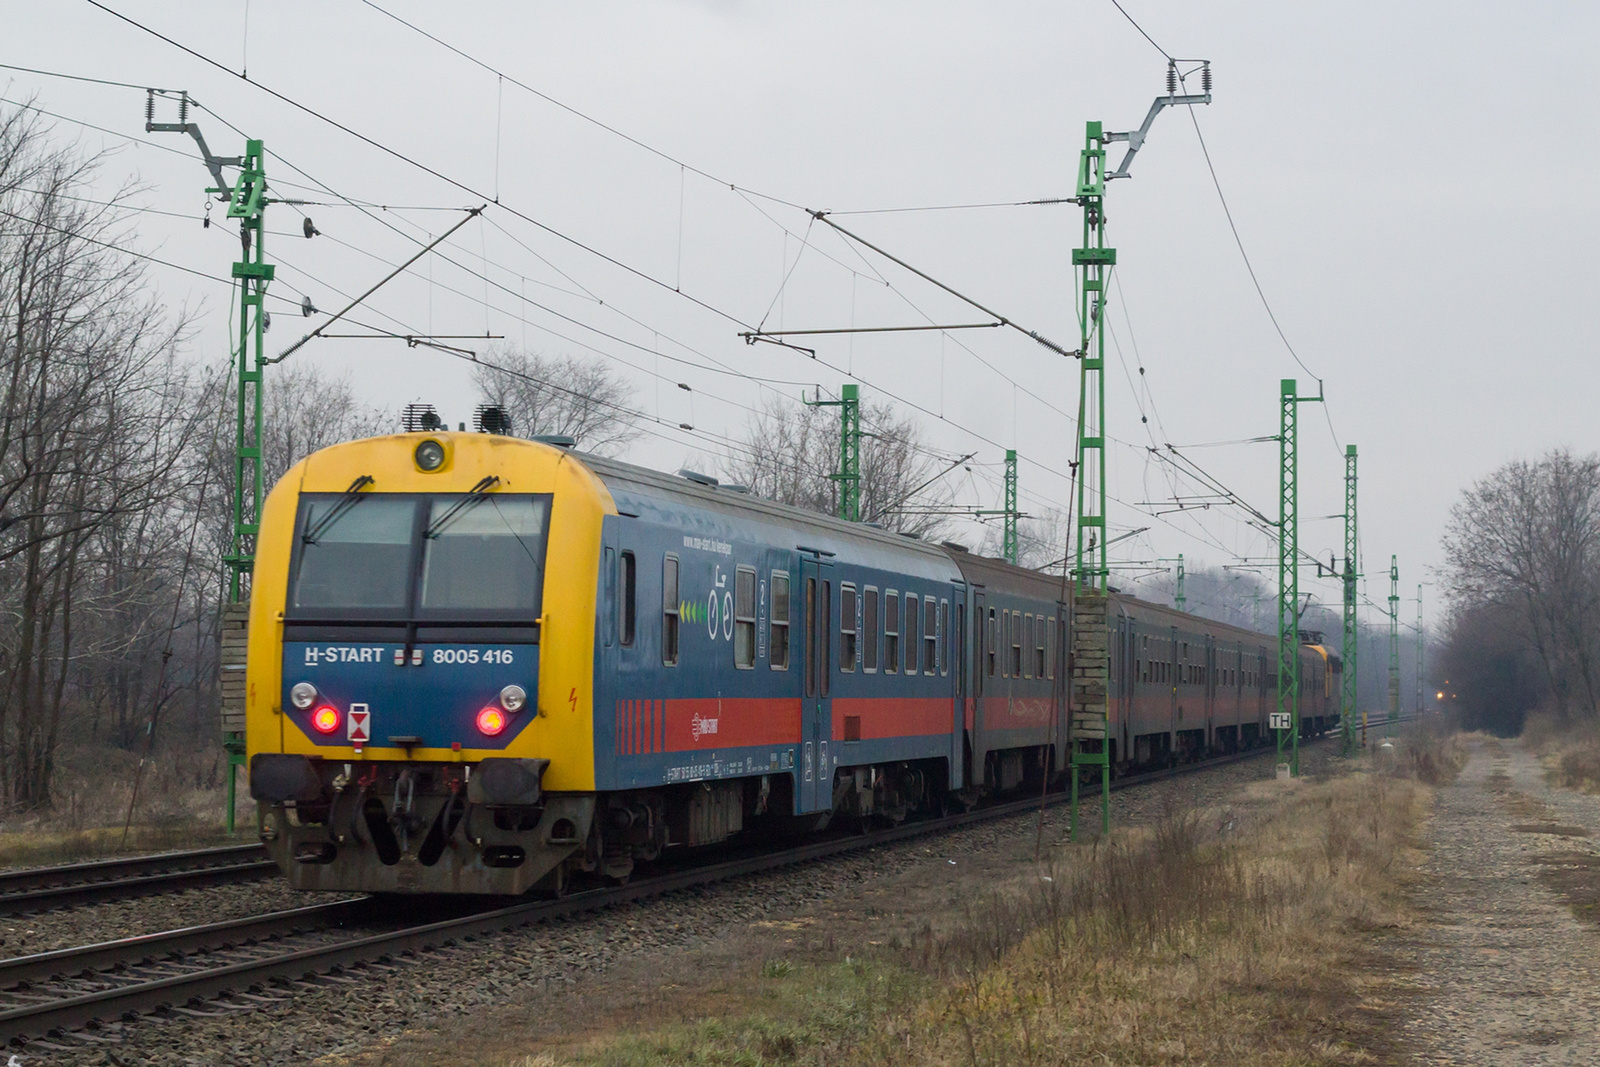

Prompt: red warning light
xmin=311 ymin=705 xmax=341 ymax=734
xmin=476 ymin=706 xmax=508 ymax=736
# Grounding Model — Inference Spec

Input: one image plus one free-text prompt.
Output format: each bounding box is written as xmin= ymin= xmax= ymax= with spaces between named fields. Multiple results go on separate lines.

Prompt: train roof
xmin=570 ymin=448 xmax=963 ymax=579
xmin=559 ymin=444 xmax=1307 ymax=650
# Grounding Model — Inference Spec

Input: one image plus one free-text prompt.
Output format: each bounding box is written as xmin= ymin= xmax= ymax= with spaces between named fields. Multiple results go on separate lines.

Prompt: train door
xmin=1114 ymin=609 xmax=1130 ymax=765
xmin=800 ymin=558 xmax=833 ymax=813
xmin=951 ymin=584 xmax=966 ymax=789
xmin=1168 ymin=625 xmax=1179 ymax=744
xmin=970 ymin=590 xmax=985 ymax=786
xmin=1204 ymin=634 xmax=1216 ymax=750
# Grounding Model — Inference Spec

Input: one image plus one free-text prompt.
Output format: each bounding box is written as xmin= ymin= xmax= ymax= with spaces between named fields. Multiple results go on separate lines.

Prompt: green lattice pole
xmin=1389 ymin=557 xmax=1401 ymax=723
xmin=804 ymin=384 xmax=861 ymax=522
xmin=1277 ymin=381 xmax=1299 ymax=776
xmin=1002 ymin=449 xmax=1018 ymax=565
xmin=1342 ymin=445 xmax=1359 ymax=757
xmin=1069 ymin=122 xmax=1114 ymax=842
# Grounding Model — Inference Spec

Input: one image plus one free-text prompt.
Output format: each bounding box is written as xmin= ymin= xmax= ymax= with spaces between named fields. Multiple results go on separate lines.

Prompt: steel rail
xmin=0 ymin=845 xmax=274 ymax=916
xmin=1 ymin=720 xmax=1419 ymax=1047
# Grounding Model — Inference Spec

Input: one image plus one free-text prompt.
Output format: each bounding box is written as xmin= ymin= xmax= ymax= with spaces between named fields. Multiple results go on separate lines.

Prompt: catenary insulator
xmin=178 ymin=94 xmax=188 ymax=126
xmin=1167 ymin=63 xmax=1177 ymax=95
xmin=144 ymin=90 xmax=154 ymax=129
xmin=1202 ymin=63 xmax=1212 ymax=94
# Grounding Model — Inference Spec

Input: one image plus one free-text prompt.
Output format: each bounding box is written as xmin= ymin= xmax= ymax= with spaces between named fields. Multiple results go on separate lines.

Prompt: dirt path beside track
xmin=1396 ymin=737 xmax=1600 ymax=1065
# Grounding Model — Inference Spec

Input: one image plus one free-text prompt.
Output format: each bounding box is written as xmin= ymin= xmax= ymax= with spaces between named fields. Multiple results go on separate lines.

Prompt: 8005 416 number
xmin=431 ymin=648 xmax=515 ymax=665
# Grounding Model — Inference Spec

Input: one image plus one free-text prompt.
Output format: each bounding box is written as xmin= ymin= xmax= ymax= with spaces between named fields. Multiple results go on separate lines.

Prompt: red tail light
xmin=476 ymin=706 xmax=508 ymax=736
xmin=311 ymin=705 xmax=341 ymax=734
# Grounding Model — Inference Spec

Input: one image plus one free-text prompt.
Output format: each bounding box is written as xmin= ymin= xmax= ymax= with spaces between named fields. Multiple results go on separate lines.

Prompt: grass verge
xmin=1522 ymin=712 xmax=1600 ymax=796
xmin=501 ymin=750 xmax=1441 ymax=1067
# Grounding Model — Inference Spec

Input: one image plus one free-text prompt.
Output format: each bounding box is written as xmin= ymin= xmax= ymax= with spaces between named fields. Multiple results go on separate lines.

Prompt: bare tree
xmin=0 ymin=103 xmax=200 ymax=808
xmin=721 ymin=395 xmax=953 ymax=539
xmin=471 ymin=346 xmax=639 ymax=454
xmin=1441 ymin=450 xmax=1600 ymax=722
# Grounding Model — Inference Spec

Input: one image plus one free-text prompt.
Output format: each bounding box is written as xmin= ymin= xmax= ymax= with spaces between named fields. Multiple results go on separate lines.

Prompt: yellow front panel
xmin=245 ymin=433 xmax=614 ymax=790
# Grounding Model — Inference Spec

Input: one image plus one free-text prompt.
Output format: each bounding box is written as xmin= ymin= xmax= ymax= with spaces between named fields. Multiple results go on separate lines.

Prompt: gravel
xmin=14 ymin=741 xmax=1342 ymax=1066
xmin=0 ymin=878 xmax=350 ymax=959
xmin=1393 ymin=738 xmax=1600 ymax=1066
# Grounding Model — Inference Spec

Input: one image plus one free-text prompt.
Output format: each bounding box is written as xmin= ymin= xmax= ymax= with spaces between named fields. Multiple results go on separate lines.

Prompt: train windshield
xmin=291 ymin=496 xmax=415 ymax=610
xmin=420 ymin=495 xmax=549 ymax=614
xmin=286 ymin=493 xmax=552 ymax=619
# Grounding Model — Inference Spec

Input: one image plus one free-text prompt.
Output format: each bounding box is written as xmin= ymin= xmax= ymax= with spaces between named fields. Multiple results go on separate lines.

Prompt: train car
xmin=246 ymin=429 xmax=1338 ymax=896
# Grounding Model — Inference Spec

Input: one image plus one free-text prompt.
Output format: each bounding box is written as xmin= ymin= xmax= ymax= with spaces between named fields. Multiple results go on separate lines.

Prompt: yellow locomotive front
xmin=246 ymin=432 xmax=613 ymax=894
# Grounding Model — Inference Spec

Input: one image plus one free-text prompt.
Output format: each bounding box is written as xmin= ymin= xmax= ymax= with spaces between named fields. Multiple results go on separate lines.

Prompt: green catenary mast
xmin=1068 ymin=64 xmax=1211 ymax=839
xmin=1341 ymin=445 xmax=1359 ymax=756
xmin=804 ymin=384 xmax=861 ymax=522
xmin=1002 ymin=449 xmax=1019 ymax=565
xmin=148 ymin=93 xmax=272 ymax=833
xmin=1389 ymin=556 xmax=1401 ymax=722
xmin=1278 ymin=379 xmax=1322 ymax=777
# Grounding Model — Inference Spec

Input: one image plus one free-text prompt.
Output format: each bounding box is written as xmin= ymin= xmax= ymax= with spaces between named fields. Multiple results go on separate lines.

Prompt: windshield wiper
xmin=424 ymin=476 xmax=500 ymax=539
xmin=302 ymin=475 xmax=375 ymax=544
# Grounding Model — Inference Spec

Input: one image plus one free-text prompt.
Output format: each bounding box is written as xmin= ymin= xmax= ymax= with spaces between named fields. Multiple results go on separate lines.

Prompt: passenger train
xmin=247 ymin=430 xmax=1340 ymax=895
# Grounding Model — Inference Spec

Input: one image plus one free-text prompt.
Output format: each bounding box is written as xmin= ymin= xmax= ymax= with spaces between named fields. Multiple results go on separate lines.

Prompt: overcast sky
xmin=6 ymin=0 xmax=1598 ymax=632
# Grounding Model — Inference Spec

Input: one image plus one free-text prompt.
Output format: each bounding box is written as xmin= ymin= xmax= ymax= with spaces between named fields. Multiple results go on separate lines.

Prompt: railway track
xmin=0 ymin=735 xmax=1355 ymax=1048
xmin=0 ymin=845 xmax=275 ymax=916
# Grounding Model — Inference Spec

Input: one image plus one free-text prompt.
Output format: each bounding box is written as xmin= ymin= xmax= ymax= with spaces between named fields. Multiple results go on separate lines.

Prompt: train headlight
xmin=499 ymin=685 xmax=527 ymax=712
xmin=414 ymin=439 xmax=446 ymax=472
xmin=476 ymin=707 xmax=508 ymax=736
xmin=311 ymin=705 xmax=341 ymax=734
xmin=290 ymin=682 xmax=318 ymax=710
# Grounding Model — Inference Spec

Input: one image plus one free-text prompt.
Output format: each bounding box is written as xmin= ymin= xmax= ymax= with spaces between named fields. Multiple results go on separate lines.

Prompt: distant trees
xmin=1440 ymin=449 xmax=1600 ymax=726
xmin=722 ymin=395 xmax=953 ymax=539
xmin=471 ymin=347 xmax=639 ymax=454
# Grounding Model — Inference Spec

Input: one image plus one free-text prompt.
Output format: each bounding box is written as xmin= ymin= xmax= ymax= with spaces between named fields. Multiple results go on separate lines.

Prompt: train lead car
xmin=247 ymin=431 xmax=1337 ymax=895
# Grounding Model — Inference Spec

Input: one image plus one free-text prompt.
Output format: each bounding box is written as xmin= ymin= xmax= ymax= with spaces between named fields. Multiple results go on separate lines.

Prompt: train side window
xmin=840 ymin=583 xmax=858 ymax=673
xmin=939 ymin=599 xmax=950 ymax=677
xmin=923 ymin=598 xmax=937 ymax=675
xmin=863 ymin=587 xmax=879 ymax=672
xmin=906 ymin=595 xmax=920 ymax=674
xmin=1035 ymin=618 xmax=1047 ymax=678
xmin=770 ymin=571 xmax=791 ymax=670
xmin=620 ymin=551 xmax=637 ymax=646
xmin=1010 ymin=612 xmax=1023 ymax=677
xmin=662 ymin=555 xmax=680 ymax=667
xmin=1046 ymin=615 xmax=1055 ymax=680
xmin=734 ymin=565 xmax=756 ymax=669
xmin=821 ymin=580 xmax=832 ymax=696
xmin=804 ymin=577 xmax=816 ymax=696
xmin=1021 ymin=615 xmax=1033 ymax=678
xmin=984 ymin=608 xmax=995 ymax=678
xmin=884 ymin=591 xmax=900 ymax=674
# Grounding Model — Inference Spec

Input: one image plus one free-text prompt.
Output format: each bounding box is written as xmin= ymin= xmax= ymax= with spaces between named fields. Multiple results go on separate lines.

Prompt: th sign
xmin=348 ymin=704 xmax=371 ymax=744
xmin=1269 ymin=712 xmax=1292 ymax=731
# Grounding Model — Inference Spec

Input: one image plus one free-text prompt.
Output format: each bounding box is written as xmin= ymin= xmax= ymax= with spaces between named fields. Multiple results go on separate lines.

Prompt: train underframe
xmin=251 ymin=752 xmax=951 ymax=896
xmin=253 ymin=717 xmax=1335 ymax=895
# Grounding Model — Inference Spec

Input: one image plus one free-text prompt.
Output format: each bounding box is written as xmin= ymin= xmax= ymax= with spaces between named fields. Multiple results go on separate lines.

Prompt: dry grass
xmin=1386 ymin=720 xmax=1468 ymax=786
xmin=507 ymin=751 xmax=1439 ymax=1067
xmin=1521 ymin=711 xmax=1600 ymax=796
xmin=0 ymin=741 xmax=240 ymax=866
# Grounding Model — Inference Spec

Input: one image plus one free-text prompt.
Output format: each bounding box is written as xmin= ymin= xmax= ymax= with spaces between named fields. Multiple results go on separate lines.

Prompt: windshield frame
xmin=284 ymin=491 xmax=554 ymax=625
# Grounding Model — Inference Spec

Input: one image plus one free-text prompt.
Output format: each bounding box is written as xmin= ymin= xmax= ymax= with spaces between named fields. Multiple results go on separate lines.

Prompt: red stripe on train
xmin=979 ymin=695 xmax=1054 ymax=730
xmin=831 ymin=697 xmax=953 ymax=741
xmin=657 ymin=698 xmax=803 ymax=751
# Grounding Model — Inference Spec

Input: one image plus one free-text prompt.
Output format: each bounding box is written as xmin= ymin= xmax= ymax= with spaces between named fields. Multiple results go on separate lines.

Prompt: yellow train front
xmin=246 ymin=431 xmax=614 ymax=894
